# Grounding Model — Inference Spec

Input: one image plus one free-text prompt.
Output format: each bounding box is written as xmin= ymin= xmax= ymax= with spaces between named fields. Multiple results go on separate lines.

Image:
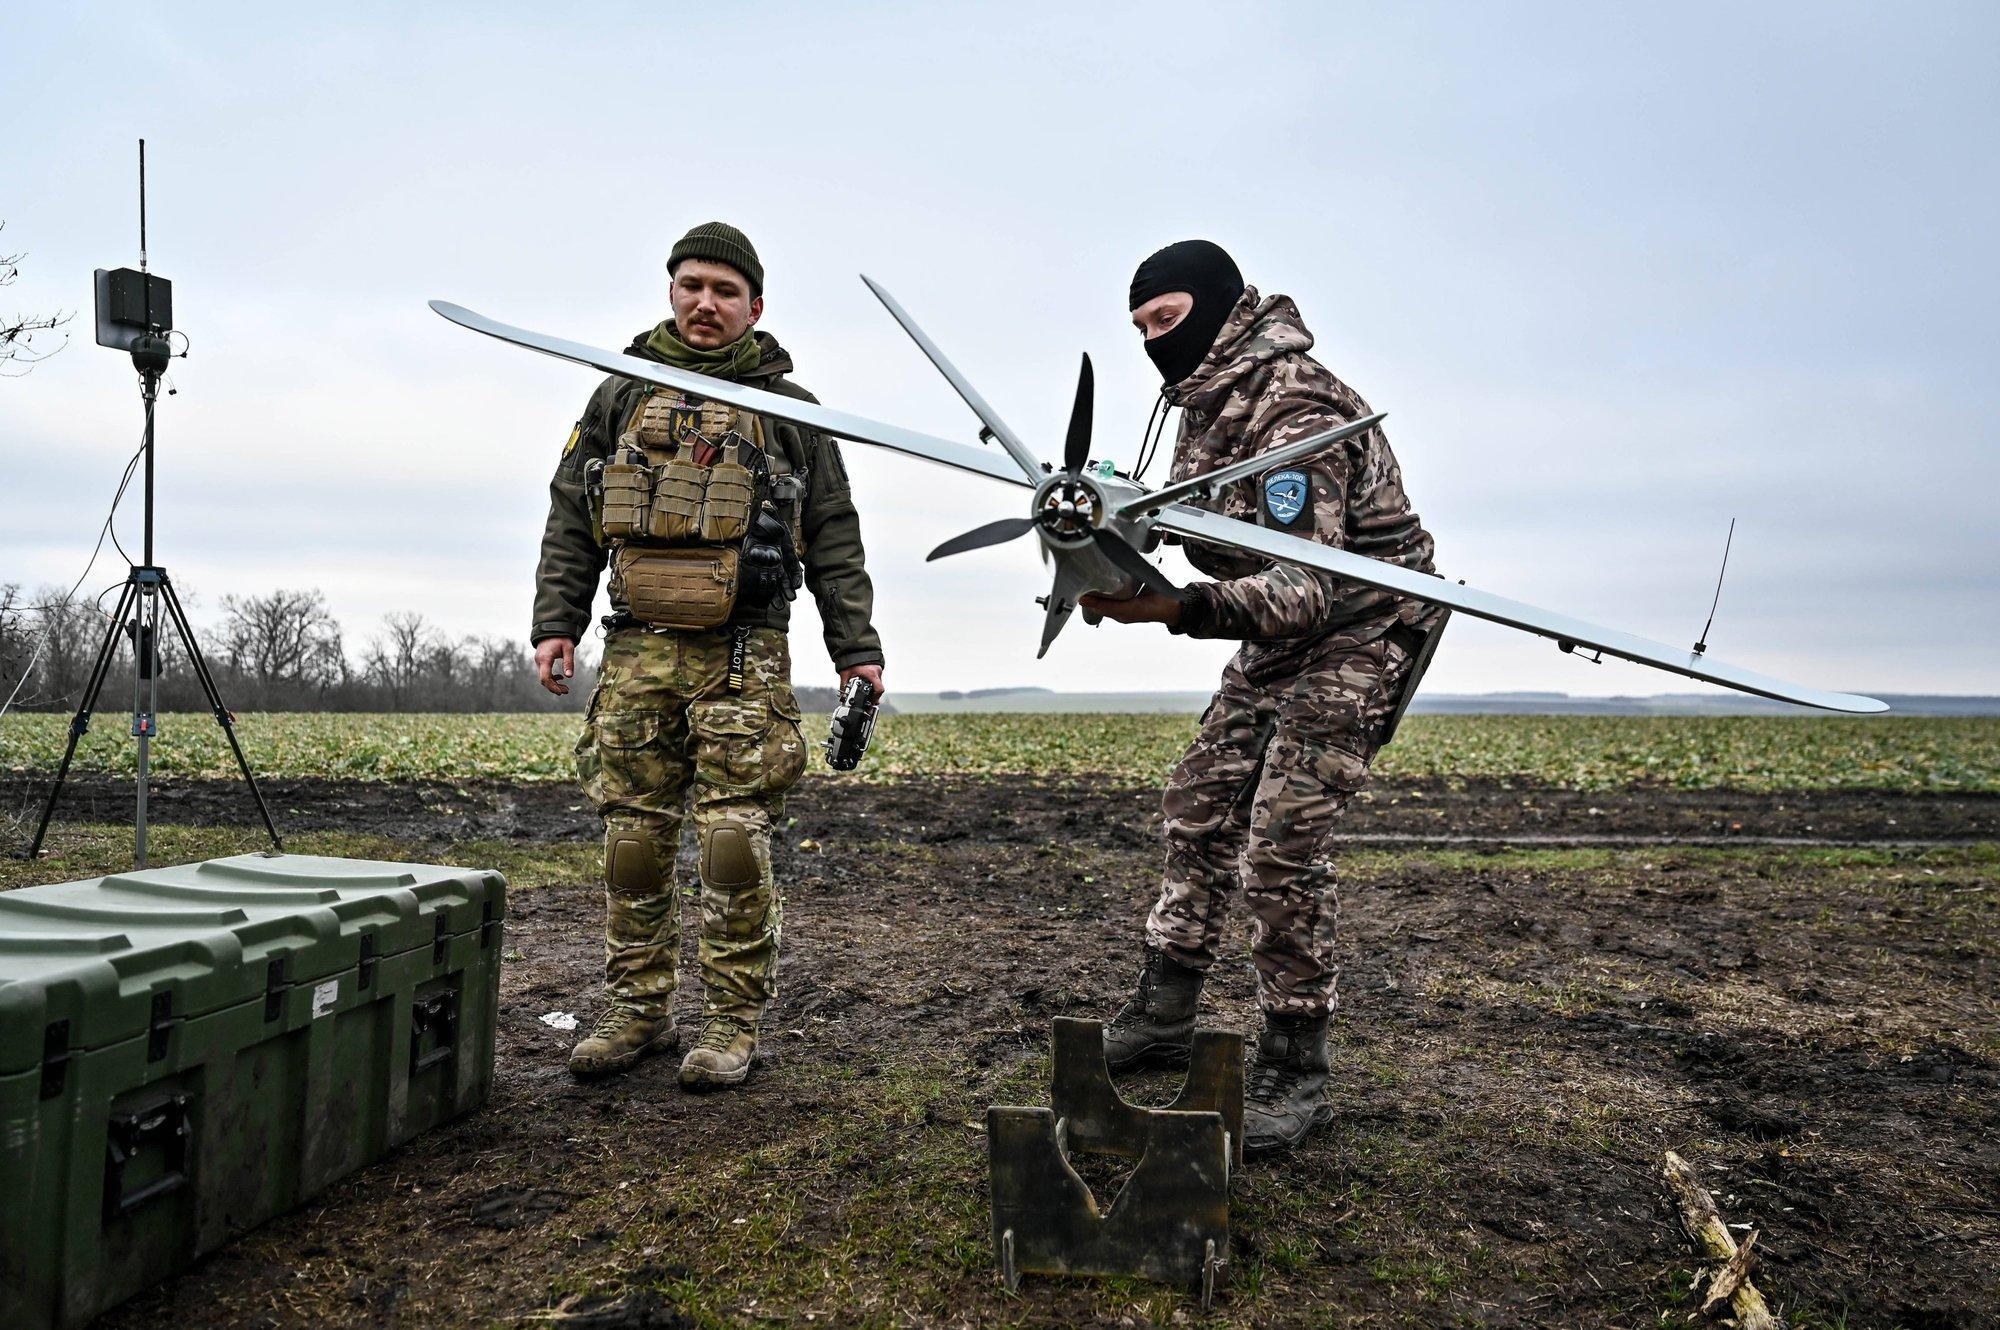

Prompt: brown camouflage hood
xmin=1165 ymin=287 xmax=1319 ymax=480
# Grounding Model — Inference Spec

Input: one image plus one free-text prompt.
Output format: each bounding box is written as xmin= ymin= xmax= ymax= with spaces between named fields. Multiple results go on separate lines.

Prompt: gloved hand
xmin=740 ymin=508 xmax=800 ymax=607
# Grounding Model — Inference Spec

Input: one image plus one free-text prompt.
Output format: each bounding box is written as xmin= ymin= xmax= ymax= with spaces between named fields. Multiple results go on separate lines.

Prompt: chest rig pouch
xmin=595 ymin=391 xmax=761 ymax=631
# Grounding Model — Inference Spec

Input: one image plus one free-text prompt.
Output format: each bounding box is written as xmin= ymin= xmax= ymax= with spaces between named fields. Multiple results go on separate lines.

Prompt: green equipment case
xmin=0 ymin=852 xmax=507 ymax=1329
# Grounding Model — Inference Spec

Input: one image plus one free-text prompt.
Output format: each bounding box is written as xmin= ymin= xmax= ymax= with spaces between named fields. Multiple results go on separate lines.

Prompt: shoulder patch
xmin=562 ymin=420 xmax=583 ymax=458
xmin=1263 ymin=469 xmax=1309 ymax=525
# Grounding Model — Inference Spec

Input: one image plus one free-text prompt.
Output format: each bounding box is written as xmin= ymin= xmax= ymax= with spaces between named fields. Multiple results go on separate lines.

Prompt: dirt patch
xmin=7 ymin=777 xmax=1993 ymax=1327
xmin=8 ymin=771 xmax=1995 ymax=847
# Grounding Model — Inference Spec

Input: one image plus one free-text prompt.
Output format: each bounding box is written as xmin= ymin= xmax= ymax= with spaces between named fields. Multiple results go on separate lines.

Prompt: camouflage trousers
xmin=576 ymin=625 xmax=808 ymax=1022
xmin=1145 ymin=632 xmax=1415 ymax=1018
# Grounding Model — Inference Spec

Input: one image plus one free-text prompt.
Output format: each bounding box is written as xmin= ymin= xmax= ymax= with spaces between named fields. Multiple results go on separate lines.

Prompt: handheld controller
xmin=825 ymin=676 xmax=878 ymax=771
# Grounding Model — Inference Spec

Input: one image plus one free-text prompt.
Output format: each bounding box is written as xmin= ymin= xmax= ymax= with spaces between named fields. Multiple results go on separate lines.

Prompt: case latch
xmin=40 ymin=1019 xmax=71 ymax=1100
xmin=147 ymin=990 xmax=176 ymax=1062
xmin=263 ymin=956 xmax=289 ymax=1022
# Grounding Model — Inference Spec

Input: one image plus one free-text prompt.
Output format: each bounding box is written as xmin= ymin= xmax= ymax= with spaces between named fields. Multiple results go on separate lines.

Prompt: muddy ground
xmin=5 ymin=775 xmax=1997 ymax=1328
xmin=12 ymin=772 xmax=1997 ymax=847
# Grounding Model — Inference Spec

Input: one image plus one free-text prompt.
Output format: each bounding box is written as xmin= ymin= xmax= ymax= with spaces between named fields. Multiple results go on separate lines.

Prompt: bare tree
xmin=0 ymin=584 xmax=30 ymax=706
xmin=218 ymin=589 xmax=345 ymax=704
xmin=464 ymin=634 xmax=521 ymax=710
xmin=1 ymin=224 xmax=71 ymax=376
xmin=30 ymin=585 xmax=102 ymax=707
xmin=363 ymin=611 xmax=437 ymax=711
xmin=3 ymin=583 xmax=587 ymax=713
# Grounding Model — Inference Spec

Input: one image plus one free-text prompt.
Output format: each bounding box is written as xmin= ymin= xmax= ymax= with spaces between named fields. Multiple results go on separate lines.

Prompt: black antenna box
xmin=93 ymin=266 xmax=173 ymax=350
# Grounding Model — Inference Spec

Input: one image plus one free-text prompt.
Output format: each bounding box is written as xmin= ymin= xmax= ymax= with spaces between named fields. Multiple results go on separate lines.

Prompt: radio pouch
xmin=599 ymin=445 xmax=653 ymax=540
xmin=649 ymin=440 xmax=707 ymax=542
xmin=698 ymin=436 xmax=756 ymax=543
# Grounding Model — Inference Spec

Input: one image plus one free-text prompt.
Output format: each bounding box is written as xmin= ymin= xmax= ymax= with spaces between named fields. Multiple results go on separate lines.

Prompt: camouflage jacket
xmin=1166 ymin=287 xmax=1438 ymax=672
xmin=531 ymin=327 xmax=885 ymax=670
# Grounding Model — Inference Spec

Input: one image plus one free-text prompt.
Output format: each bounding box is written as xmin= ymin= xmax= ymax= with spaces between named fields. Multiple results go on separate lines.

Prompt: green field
xmin=3 ymin=711 xmax=1995 ymax=791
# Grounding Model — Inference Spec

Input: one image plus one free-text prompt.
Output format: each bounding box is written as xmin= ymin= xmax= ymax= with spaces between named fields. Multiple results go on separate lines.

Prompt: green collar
xmin=645 ymin=319 xmax=762 ymax=379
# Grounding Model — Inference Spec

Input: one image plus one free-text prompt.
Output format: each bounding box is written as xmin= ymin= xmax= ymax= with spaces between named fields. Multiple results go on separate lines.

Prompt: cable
xmin=1692 ymin=518 xmax=1737 ymax=657
xmin=1132 ymin=388 xmax=1172 ymax=481
xmin=0 ymin=430 xmax=146 ymax=717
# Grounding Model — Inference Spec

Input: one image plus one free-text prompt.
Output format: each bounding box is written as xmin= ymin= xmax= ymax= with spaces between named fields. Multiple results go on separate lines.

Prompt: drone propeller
xmin=927 ymin=515 xmax=1041 ymax=562
xmin=930 ymin=349 xmax=1176 ymax=613
xmin=1063 ymin=353 xmax=1093 ymax=476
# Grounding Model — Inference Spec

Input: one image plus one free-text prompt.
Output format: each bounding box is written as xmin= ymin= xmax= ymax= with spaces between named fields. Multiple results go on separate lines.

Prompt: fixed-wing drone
xmin=431 ymin=284 xmax=1886 ymax=715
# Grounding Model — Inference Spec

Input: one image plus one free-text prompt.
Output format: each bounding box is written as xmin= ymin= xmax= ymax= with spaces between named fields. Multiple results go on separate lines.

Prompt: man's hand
xmin=536 ymin=637 xmax=577 ymax=696
xmin=840 ymin=663 xmax=886 ymax=702
xmin=1078 ymin=590 xmax=1182 ymax=627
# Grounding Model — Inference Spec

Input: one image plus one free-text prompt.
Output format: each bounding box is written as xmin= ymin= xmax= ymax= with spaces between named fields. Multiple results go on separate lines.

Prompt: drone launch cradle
xmin=988 ymin=1016 xmax=1244 ymax=1307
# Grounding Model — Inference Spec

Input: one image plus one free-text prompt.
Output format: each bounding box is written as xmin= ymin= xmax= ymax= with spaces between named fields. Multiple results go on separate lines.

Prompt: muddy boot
xmin=680 ymin=1014 xmax=758 ymax=1091
xmin=1242 ymin=1013 xmax=1333 ymax=1155
xmin=568 ymin=1006 xmax=678 ymax=1079
xmin=1103 ymin=947 xmax=1206 ymax=1071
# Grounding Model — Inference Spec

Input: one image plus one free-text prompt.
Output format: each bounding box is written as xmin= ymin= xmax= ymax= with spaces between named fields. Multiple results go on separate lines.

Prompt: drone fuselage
xmin=1031 ymin=468 xmax=1158 ymax=605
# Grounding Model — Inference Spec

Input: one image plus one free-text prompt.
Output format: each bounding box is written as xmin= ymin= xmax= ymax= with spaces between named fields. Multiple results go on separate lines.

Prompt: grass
xmin=3 ymin=711 xmax=1997 ymax=792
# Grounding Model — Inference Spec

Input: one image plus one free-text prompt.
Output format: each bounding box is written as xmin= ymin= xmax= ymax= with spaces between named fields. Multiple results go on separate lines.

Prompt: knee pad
xmin=700 ymin=819 xmax=757 ymax=890
xmin=603 ymin=828 xmax=662 ymax=895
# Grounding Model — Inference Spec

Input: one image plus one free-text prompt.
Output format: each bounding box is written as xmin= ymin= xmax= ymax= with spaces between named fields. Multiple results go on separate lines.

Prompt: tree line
xmin=0 ymin=585 xmax=591 ymax=713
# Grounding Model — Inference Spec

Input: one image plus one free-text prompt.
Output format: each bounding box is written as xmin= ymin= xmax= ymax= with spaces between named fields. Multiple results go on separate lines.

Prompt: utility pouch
xmin=599 ymin=444 xmax=653 ymax=540
xmin=615 ymin=545 xmax=741 ymax=631
xmin=699 ymin=436 xmax=757 ymax=543
xmin=649 ymin=440 xmax=707 ymax=543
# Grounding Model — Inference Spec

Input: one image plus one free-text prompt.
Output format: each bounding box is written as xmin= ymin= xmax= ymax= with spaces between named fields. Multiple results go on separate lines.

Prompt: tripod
xmin=22 ymin=339 xmax=282 ymax=865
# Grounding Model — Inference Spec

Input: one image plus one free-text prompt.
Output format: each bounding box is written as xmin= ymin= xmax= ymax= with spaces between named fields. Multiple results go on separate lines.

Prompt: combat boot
xmin=1242 ymin=1013 xmax=1333 ymax=1155
xmin=568 ymin=1006 xmax=678 ymax=1079
xmin=680 ymin=1014 xmax=758 ymax=1090
xmin=1103 ymin=946 xmax=1206 ymax=1071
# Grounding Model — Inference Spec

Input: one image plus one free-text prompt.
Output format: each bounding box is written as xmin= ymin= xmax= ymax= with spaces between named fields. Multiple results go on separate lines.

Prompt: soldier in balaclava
xmin=1080 ymin=239 xmax=1442 ymax=1153
xmin=532 ymin=223 xmax=885 ymax=1090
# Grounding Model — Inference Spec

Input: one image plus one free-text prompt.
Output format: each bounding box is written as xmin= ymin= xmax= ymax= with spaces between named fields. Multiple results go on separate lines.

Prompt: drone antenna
xmin=138 ymin=139 xmax=154 ymax=337
xmin=1692 ymin=517 xmax=1736 ymax=657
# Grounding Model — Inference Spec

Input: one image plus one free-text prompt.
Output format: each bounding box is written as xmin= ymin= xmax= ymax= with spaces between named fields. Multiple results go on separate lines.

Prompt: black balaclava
xmin=1128 ymin=239 xmax=1245 ymax=386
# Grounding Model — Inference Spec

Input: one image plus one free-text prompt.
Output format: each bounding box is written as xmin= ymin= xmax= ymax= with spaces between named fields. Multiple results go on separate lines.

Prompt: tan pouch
xmin=647 ymin=441 xmax=706 ymax=542
xmin=699 ymin=438 xmax=756 ymax=543
xmin=599 ymin=444 xmax=653 ymax=539
xmin=616 ymin=545 xmax=741 ymax=630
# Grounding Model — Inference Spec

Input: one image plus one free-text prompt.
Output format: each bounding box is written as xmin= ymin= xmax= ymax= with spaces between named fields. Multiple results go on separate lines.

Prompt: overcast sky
xmin=4 ymin=2 xmax=1994 ymax=698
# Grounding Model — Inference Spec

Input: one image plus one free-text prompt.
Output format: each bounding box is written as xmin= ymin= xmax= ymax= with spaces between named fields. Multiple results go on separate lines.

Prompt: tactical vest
xmin=589 ymin=389 xmax=804 ymax=631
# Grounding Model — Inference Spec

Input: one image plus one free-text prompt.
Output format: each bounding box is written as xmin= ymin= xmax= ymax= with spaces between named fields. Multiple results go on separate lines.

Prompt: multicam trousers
xmin=1145 ymin=632 xmax=1415 ymax=1018
xmin=576 ymin=625 xmax=808 ymax=1021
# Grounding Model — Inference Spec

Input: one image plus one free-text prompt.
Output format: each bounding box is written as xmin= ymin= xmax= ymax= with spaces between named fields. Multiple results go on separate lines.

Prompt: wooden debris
xmin=1660 ymin=1150 xmax=1779 ymax=1329
xmin=1700 ymin=1228 xmax=1759 ymax=1315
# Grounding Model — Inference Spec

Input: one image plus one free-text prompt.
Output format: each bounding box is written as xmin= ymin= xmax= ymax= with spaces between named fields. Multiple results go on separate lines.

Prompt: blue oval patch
xmin=1264 ymin=470 xmax=1309 ymax=525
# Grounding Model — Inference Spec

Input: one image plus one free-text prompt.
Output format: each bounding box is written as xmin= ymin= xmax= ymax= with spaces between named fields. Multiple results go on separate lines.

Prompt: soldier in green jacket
xmin=532 ymin=222 xmax=885 ymax=1089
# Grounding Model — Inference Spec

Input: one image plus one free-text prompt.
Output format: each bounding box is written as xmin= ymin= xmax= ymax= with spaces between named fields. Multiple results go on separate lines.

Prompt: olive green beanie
xmin=668 ymin=221 xmax=764 ymax=296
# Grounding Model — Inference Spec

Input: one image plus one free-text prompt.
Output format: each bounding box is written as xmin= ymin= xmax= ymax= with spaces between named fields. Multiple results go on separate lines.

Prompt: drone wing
xmin=859 ymin=276 xmax=1049 ymax=484
xmin=1153 ymin=503 xmax=1888 ymax=714
xmin=429 ymin=301 xmax=1036 ymax=490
